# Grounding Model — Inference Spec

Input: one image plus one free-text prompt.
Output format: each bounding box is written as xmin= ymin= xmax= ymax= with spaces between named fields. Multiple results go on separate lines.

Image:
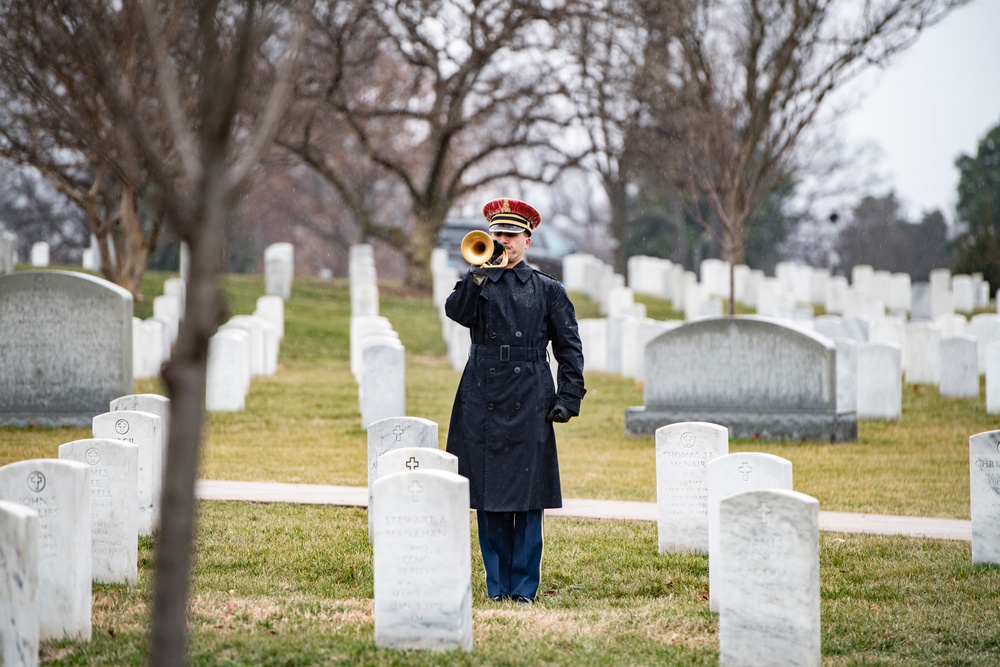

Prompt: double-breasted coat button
xmin=513 ymin=367 xmax=521 ymax=374
xmin=514 ymin=402 xmax=521 ymax=410
xmin=490 ymin=332 xmax=497 ymax=338
xmin=515 ymin=331 xmax=522 ymax=338
xmin=488 ymin=403 xmax=494 ymax=410
xmin=489 ymin=368 xmax=496 ymax=375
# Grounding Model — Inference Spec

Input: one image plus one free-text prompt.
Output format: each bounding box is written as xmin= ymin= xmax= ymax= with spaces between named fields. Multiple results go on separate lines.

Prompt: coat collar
xmin=487 ymin=261 xmax=534 ymax=284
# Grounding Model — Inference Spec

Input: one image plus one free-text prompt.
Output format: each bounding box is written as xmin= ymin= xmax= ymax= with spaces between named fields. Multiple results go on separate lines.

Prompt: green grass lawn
xmin=3 ymin=269 xmax=1000 ymax=665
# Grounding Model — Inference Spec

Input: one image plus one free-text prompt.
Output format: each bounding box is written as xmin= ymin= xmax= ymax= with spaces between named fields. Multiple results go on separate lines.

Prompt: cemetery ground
xmin=2 ymin=271 xmax=1000 ymax=665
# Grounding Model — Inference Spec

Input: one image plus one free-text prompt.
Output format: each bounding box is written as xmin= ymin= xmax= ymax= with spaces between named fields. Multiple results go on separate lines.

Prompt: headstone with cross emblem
xmin=59 ymin=438 xmax=139 ymax=585
xmin=0 ymin=271 xmax=134 ymax=427
xmin=366 ymin=417 xmax=438 ymax=541
xmin=718 ymin=489 xmax=820 ymax=667
xmin=372 ymin=469 xmax=472 ymax=651
xmin=654 ymin=421 xmax=729 ymax=554
xmin=93 ymin=410 xmax=163 ymax=535
xmin=377 ymin=447 xmax=458 ymax=479
xmin=0 ymin=459 xmax=92 ymax=641
xmin=969 ymin=430 xmax=1000 ymax=564
xmin=0 ymin=499 xmax=39 ymax=665
xmin=707 ymin=453 xmax=793 ymax=612
xmin=111 ymin=394 xmax=171 ymax=484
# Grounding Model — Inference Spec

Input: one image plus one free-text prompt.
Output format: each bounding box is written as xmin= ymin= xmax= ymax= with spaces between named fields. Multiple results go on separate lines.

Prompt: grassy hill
xmin=2 ymin=270 xmax=999 ymax=665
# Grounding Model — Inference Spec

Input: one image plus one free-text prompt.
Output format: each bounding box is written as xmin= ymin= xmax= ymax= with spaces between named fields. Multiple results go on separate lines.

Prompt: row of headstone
xmin=364 ymin=414 xmax=471 ymax=650
xmin=0 ymin=392 xmax=169 ymax=657
xmin=0 ymin=230 xmax=16 ymax=274
xmin=654 ymin=421 xmax=820 ymax=665
xmin=625 ymin=255 xmax=991 ymax=322
xmin=204 ymin=300 xmax=283 ymax=411
xmin=351 ymin=245 xmax=406 ymax=428
xmin=132 ymin=278 xmax=185 ymax=379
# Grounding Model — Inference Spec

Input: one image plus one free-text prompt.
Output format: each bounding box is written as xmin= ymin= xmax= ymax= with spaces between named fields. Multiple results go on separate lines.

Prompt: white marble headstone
xmin=111 ymin=393 xmax=171 ymax=480
xmin=718 ymin=489 xmax=820 ymax=667
xmin=654 ymin=422 xmax=729 ymax=554
xmin=834 ymin=338 xmax=858 ymax=412
xmin=0 ymin=500 xmax=38 ymax=665
xmin=264 ymin=242 xmax=294 ymax=299
xmin=206 ymin=328 xmax=250 ymax=411
xmin=940 ymin=335 xmax=979 ymax=398
xmin=904 ymin=322 xmax=942 ymax=385
xmin=255 ymin=295 xmax=285 ymax=340
xmin=30 ymin=241 xmax=49 ymax=267
xmin=152 ymin=294 xmax=182 ymax=344
xmin=93 ymin=410 xmax=163 ymax=535
xmin=360 ymin=340 xmax=406 ymax=428
xmin=373 ymin=469 xmax=472 ymax=651
xmin=367 ymin=417 xmax=438 ymax=539
xmin=59 ymin=438 xmax=139 ymax=585
xmin=377 ymin=447 xmax=458 ymax=479
xmin=987 ymin=342 xmax=1000 ymax=414
xmin=707 ymin=453 xmax=793 ymax=612
xmin=969 ymin=430 xmax=1000 ymax=564
xmin=856 ymin=342 xmax=902 ymax=420
xmin=0 ymin=459 xmax=92 ymax=641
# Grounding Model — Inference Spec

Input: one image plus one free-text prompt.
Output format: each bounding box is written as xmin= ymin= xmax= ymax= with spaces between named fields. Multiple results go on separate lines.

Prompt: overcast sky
xmin=839 ymin=0 xmax=1000 ymax=221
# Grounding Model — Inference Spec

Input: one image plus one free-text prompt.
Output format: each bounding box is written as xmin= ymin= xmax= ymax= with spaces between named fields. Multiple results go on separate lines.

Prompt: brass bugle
xmin=461 ymin=230 xmax=508 ymax=268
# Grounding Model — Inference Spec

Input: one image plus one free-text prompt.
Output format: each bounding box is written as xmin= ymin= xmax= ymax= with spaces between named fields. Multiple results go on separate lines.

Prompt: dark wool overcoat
xmin=445 ymin=262 xmax=586 ymax=511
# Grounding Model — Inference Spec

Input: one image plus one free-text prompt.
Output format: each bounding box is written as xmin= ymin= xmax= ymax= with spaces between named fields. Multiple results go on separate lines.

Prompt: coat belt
xmin=469 ymin=344 xmax=547 ymax=362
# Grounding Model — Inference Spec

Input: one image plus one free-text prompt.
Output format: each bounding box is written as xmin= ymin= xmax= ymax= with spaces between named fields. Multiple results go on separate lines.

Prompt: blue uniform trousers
xmin=476 ymin=509 xmax=544 ymax=600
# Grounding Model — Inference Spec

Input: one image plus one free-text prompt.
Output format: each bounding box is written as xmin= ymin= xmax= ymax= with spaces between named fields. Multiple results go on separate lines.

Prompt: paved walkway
xmin=195 ymin=479 xmax=972 ymax=542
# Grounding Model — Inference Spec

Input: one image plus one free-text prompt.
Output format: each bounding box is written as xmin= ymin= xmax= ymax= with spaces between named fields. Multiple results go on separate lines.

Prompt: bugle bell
xmin=461 ymin=230 xmax=508 ymax=268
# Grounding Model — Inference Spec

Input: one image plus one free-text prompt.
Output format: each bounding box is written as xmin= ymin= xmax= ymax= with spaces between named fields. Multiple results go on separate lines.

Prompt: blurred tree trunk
xmin=62 ymin=1 xmax=309 ymax=663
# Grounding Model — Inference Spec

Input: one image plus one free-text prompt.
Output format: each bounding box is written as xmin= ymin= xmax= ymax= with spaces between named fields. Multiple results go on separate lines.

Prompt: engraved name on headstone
xmin=59 ymin=438 xmax=139 ymax=585
xmin=969 ymin=430 xmax=1000 ymax=564
xmin=655 ymin=422 xmax=729 ymax=554
xmin=0 ymin=459 xmax=92 ymax=641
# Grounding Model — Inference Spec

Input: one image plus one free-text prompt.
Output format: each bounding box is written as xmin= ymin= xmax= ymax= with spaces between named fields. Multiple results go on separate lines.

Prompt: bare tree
xmin=656 ymin=0 xmax=968 ymax=313
xmin=0 ymin=2 xmax=167 ymax=296
xmin=282 ymin=0 xmax=582 ymax=290
xmin=557 ymin=0 xmax=684 ymax=275
xmin=48 ymin=1 xmax=309 ymax=663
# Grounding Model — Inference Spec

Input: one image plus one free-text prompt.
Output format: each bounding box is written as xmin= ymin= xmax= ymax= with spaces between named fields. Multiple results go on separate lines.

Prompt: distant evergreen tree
xmin=953 ymin=120 xmax=1000 ymax=292
xmin=834 ymin=192 xmax=951 ymax=281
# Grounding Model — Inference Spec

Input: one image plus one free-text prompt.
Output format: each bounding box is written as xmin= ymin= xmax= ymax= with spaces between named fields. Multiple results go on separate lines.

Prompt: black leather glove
xmin=545 ymin=405 xmax=572 ymax=423
xmin=470 ymin=266 xmax=488 ymax=278
xmin=489 ymin=239 xmax=505 ymax=264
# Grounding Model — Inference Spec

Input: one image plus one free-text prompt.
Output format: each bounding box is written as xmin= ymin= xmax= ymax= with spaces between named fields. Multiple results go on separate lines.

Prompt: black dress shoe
xmin=489 ymin=595 xmax=509 ymax=602
xmin=512 ymin=595 xmax=534 ymax=605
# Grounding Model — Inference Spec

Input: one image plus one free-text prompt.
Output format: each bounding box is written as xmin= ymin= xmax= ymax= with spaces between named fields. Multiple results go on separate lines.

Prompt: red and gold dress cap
xmin=482 ymin=198 xmax=541 ymax=235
